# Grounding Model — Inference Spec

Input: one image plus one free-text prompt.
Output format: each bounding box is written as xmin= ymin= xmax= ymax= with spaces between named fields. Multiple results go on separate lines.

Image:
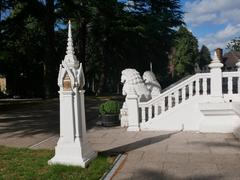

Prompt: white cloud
xmin=184 ymin=0 xmax=240 ymax=26
xmin=199 ymin=24 xmax=240 ymax=52
xmin=184 ymin=0 xmax=240 ymax=54
xmin=215 ymin=24 xmax=240 ymax=40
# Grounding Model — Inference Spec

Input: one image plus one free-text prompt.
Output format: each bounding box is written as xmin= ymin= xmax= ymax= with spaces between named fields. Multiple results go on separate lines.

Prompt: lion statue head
xmin=121 ymin=69 xmax=151 ymax=102
xmin=143 ymin=71 xmax=161 ymax=98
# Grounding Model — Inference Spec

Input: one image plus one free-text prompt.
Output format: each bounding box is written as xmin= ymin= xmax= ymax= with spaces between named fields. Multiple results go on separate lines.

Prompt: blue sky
xmin=181 ymin=0 xmax=240 ymax=53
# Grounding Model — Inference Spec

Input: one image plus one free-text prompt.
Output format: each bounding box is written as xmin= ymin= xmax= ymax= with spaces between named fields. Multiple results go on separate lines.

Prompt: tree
xmin=0 ymin=0 xmax=64 ymax=97
xmin=1 ymin=0 xmax=184 ymax=96
xmin=174 ymin=26 xmax=199 ymax=78
xmin=61 ymin=0 xmax=184 ymax=93
xmin=43 ymin=0 xmax=57 ymax=98
xmin=198 ymin=45 xmax=211 ymax=70
xmin=0 ymin=0 xmax=61 ymax=97
xmin=91 ymin=0 xmax=184 ymax=92
xmin=227 ymin=37 xmax=240 ymax=52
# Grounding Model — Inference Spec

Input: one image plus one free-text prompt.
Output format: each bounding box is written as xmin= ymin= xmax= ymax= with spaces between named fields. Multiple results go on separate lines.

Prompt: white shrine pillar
xmin=48 ymin=21 xmax=97 ymax=167
xmin=208 ymin=48 xmax=224 ymax=101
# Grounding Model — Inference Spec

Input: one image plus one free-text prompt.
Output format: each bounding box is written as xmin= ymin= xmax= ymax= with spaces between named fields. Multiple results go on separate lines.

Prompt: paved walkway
xmin=1 ymin=99 xmax=240 ymax=179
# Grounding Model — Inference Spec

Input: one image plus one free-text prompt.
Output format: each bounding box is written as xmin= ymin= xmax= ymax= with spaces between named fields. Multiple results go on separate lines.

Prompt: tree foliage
xmin=198 ymin=45 xmax=211 ymax=70
xmin=227 ymin=37 xmax=240 ymax=52
xmin=173 ymin=26 xmax=199 ymax=78
xmin=0 ymin=0 xmax=184 ymax=97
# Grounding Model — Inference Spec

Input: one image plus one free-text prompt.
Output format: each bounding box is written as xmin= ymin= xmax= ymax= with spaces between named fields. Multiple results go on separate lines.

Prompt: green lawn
xmin=0 ymin=146 xmax=114 ymax=180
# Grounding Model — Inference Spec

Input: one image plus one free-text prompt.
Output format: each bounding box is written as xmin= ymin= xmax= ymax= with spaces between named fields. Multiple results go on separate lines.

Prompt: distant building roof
xmin=223 ymin=51 xmax=240 ymax=68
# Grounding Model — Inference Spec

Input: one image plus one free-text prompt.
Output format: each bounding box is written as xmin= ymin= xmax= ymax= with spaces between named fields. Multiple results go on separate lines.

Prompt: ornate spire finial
xmin=63 ymin=20 xmax=79 ymax=69
xmin=212 ymin=50 xmax=220 ymax=62
xmin=66 ymin=20 xmax=74 ymax=55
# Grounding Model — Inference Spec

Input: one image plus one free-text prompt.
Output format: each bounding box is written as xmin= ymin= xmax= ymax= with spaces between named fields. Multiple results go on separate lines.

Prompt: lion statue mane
xmin=121 ymin=69 xmax=151 ymax=102
xmin=143 ymin=71 xmax=161 ymax=98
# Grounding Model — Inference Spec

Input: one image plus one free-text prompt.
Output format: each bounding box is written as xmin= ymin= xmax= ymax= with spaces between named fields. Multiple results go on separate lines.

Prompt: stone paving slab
xmin=110 ymin=131 xmax=240 ymax=180
xmin=1 ymin=99 xmax=240 ymax=179
xmin=1 ymin=124 xmax=240 ymax=179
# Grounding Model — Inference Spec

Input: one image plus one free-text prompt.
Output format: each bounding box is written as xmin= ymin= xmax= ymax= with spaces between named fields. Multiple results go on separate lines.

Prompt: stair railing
xmin=139 ymin=73 xmax=211 ymax=123
xmin=126 ymin=51 xmax=240 ymax=131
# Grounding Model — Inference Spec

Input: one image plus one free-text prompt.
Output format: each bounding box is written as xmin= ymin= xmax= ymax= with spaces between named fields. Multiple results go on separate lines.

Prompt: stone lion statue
xmin=120 ymin=69 xmax=151 ymax=127
xmin=121 ymin=69 xmax=151 ymax=102
xmin=143 ymin=71 xmax=161 ymax=98
xmin=120 ymin=68 xmax=151 ymax=127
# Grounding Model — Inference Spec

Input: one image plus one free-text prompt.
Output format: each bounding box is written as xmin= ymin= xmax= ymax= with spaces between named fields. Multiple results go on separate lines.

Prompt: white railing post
xmin=196 ymin=79 xmax=200 ymax=96
xmin=189 ymin=82 xmax=193 ymax=97
xmin=182 ymin=87 xmax=186 ymax=102
xmin=202 ymin=78 xmax=207 ymax=95
xmin=208 ymin=49 xmax=223 ymax=100
xmin=148 ymin=105 xmax=152 ymax=120
xmin=236 ymin=60 xmax=240 ymax=94
xmin=126 ymin=89 xmax=140 ymax=131
xmin=141 ymin=106 xmax=146 ymax=123
xmin=154 ymin=104 xmax=158 ymax=116
xmin=161 ymin=98 xmax=165 ymax=113
xmin=168 ymin=95 xmax=172 ymax=109
xmin=228 ymin=77 xmax=233 ymax=95
xmin=175 ymin=90 xmax=179 ymax=105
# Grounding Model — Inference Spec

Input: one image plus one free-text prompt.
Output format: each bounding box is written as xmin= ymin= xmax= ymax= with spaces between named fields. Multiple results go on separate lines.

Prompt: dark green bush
xmin=99 ymin=100 xmax=120 ymax=115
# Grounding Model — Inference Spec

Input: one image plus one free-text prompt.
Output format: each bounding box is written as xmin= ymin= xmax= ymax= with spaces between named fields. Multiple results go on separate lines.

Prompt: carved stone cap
xmin=209 ymin=49 xmax=223 ymax=68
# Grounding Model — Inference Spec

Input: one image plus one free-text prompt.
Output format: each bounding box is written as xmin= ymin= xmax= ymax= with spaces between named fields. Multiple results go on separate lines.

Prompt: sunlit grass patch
xmin=0 ymin=146 xmax=114 ymax=180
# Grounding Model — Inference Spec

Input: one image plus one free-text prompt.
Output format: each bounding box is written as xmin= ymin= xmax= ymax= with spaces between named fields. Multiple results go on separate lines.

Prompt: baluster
xmin=182 ymin=86 xmax=186 ymax=101
xmin=189 ymin=82 xmax=193 ymax=97
xmin=154 ymin=104 xmax=158 ymax=117
xmin=175 ymin=90 xmax=179 ymax=105
xmin=161 ymin=98 xmax=165 ymax=113
xmin=157 ymin=103 xmax=162 ymax=115
xmin=148 ymin=105 xmax=152 ymax=120
xmin=141 ymin=107 xmax=146 ymax=123
xmin=152 ymin=105 xmax=155 ymax=118
xmin=203 ymin=78 xmax=207 ymax=95
xmin=238 ymin=77 xmax=240 ymax=94
xmin=179 ymin=88 xmax=182 ymax=103
xmin=228 ymin=77 xmax=233 ymax=94
xmin=168 ymin=94 xmax=172 ymax=109
xmin=196 ymin=79 xmax=200 ymax=96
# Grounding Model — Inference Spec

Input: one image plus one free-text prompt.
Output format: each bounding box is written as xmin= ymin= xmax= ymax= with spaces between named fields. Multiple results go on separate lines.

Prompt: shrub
xmin=99 ymin=100 xmax=120 ymax=115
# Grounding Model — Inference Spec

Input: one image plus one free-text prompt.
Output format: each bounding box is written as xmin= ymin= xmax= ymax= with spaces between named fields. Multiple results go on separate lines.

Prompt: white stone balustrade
xmin=138 ymin=73 xmax=211 ymax=123
xmin=121 ymin=49 xmax=240 ymax=134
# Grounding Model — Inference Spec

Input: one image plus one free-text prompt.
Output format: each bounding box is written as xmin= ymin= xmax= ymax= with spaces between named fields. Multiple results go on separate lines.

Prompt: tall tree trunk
xmin=43 ymin=0 xmax=56 ymax=98
xmin=96 ymin=44 xmax=107 ymax=95
xmin=76 ymin=19 xmax=87 ymax=72
xmin=97 ymin=62 xmax=106 ymax=95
